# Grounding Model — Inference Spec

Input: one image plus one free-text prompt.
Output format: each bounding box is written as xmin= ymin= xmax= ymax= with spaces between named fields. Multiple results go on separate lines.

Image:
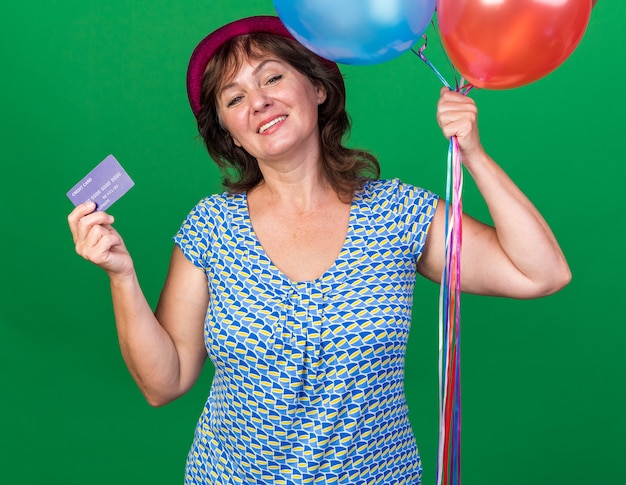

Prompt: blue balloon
xmin=273 ymin=0 xmax=437 ymax=65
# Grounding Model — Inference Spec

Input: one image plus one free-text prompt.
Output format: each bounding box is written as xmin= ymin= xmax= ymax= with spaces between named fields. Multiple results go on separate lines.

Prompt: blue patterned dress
xmin=173 ymin=178 xmax=438 ymax=485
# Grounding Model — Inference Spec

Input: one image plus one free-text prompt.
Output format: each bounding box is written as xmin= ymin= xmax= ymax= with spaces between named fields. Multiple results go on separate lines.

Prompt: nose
xmin=249 ymin=88 xmax=272 ymax=112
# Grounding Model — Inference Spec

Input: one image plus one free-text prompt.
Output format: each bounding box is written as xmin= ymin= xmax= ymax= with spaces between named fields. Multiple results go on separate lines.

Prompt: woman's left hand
xmin=436 ymin=87 xmax=485 ymax=165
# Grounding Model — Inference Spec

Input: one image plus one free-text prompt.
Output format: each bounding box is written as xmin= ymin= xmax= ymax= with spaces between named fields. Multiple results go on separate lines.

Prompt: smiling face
xmin=216 ymin=56 xmax=327 ymax=165
xmin=197 ymin=32 xmax=351 ymax=193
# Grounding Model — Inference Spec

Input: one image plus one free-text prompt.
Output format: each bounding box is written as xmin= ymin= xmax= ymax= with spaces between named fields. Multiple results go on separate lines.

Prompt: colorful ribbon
xmin=413 ymin=32 xmax=473 ymax=485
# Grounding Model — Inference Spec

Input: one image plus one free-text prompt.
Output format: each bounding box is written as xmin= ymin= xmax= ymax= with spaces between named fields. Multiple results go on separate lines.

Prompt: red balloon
xmin=437 ymin=0 xmax=592 ymax=89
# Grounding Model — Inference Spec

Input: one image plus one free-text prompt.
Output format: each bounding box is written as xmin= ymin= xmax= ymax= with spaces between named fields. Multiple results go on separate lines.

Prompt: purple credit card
xmin=66 ymin=154 xmax=134 ymax=211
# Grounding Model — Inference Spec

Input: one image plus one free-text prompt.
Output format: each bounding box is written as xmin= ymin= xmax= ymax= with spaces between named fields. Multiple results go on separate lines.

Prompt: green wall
xmin=1 ymin=1 xmax=623 ymax=483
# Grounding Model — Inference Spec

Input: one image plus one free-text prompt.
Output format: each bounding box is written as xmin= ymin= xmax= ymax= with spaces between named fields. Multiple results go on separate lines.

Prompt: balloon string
xmin=437 ymin=139 xmax=453 ymax=485
xmin=414 ymin=33 xmax=467 ymax=485
xmin=411 ymin=37 xmax=451 ymax=89
xmin=411 ymin=35 xmax=474 ymax=94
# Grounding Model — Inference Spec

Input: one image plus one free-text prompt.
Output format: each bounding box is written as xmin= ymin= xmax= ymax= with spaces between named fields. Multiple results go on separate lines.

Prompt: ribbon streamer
xmin=413 ymin=32 xmax=473 ymax=485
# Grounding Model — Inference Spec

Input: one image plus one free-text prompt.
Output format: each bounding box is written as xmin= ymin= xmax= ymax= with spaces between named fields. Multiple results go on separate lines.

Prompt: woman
xmin=68 ymin=15 xmax=571 ymax=485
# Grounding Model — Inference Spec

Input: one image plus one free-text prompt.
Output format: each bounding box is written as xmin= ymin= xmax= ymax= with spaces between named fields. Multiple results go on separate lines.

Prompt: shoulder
xmin=176 ymin=191 xmax=244 ymax=239
xmin=195 ymin=190 xmax=242 ymax=210
xmin=184 ymin=191 xmax=244 ymax=221
xmin=359 ymin=178 xmax=438 ymax=208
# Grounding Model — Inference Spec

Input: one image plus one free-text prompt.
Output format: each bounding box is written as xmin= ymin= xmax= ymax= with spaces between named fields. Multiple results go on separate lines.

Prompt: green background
xmin=1 ymin=1 xmax=623 ymax=483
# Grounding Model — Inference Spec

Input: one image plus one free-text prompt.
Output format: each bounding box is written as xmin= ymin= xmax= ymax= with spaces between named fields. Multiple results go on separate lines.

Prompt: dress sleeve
xmin=395 ymin=180 xmax=439 ymax=263
xmin=172 ymin=198 xmax=215 ymax=270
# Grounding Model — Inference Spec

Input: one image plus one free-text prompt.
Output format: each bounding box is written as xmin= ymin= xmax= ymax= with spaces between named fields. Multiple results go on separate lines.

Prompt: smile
xmin=258 ymin=116 xmax=287 ymax=134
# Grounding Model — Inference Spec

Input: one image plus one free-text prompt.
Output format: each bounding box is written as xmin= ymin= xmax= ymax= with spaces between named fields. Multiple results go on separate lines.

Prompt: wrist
xmin=108 ymin=266 xmax=138 ymax=288
xmin=461 ymin=147 xmax=491 ymax=173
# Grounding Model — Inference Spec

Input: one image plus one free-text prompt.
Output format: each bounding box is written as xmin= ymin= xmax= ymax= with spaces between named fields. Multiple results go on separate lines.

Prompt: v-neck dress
xmin=174 ymin=178 xmax=438 ymax=485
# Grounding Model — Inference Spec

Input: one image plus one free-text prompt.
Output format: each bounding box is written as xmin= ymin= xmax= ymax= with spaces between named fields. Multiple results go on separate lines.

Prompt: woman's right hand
xmin=67 ymin=201 xmax=134 ymax=277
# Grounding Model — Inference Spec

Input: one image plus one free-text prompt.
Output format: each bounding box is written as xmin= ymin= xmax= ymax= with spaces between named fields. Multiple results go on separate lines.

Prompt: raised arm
xmin=68 ymin=201 xmax=208 ymax=406
xmin=418 ymin=88 xmax=571 ymax=299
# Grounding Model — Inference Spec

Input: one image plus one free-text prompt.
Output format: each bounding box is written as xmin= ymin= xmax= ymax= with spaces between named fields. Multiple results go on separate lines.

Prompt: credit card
xmin=66 ymin=154 xmax=134 ymax=211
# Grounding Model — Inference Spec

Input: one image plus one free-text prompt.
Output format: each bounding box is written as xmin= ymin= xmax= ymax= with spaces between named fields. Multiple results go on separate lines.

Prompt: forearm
xmin=466 ymin=151 xmax=571 ymax=294
xmin=68 ymin=203 xmax=202 ymax=405
xmin=109 ymin=272 xmax=184 ymax=406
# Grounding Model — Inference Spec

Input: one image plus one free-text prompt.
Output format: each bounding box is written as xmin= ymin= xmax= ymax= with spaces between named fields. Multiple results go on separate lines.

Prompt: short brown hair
xmin=196 ymin=32 xmax=380 ymax=199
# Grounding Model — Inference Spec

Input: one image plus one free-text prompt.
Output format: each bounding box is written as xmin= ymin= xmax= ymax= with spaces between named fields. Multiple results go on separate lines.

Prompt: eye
xmin=266 ymin=74 xmax=283 ymax=85
xmin=226 ymin=95 xmax=243 ymax=108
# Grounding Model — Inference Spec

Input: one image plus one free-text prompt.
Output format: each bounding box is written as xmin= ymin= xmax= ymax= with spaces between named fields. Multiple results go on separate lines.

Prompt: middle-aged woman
xmin=68 ymin=15 xmax=571 ymax=485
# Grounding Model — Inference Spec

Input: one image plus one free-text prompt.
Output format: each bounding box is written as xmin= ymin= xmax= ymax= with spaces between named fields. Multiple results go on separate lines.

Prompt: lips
xmin=258 ymin=115 xmax=287 ymax=134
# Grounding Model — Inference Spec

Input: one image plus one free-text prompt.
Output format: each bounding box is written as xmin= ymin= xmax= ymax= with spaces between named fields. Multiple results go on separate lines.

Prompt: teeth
xmin=259 ymin=116 xmax=286 ymax=133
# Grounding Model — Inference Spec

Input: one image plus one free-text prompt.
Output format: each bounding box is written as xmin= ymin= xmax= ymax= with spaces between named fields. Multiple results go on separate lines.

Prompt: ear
xmin=218 ymin=112 xmax=241 ymax=147
xmin=315 ymin=83 xmax=327 ymax=105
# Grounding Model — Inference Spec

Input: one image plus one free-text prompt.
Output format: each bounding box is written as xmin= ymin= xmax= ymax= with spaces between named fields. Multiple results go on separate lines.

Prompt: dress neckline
xmin=237 ymin=190 xmax=361 ymax=286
